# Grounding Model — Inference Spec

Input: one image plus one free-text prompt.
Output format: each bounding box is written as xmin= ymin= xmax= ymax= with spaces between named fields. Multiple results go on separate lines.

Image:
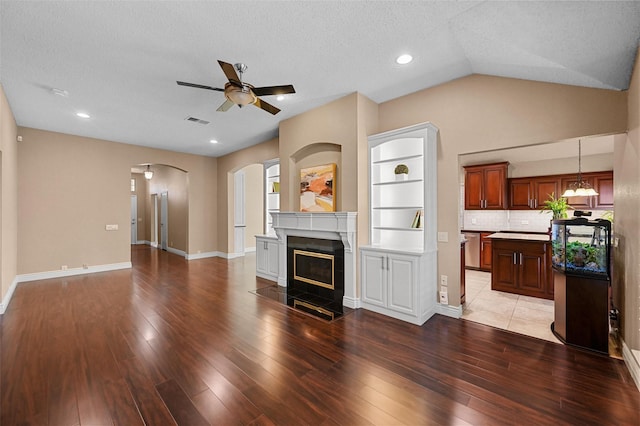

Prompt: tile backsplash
xmin=463 ymin=209 xmax=608 ymax=232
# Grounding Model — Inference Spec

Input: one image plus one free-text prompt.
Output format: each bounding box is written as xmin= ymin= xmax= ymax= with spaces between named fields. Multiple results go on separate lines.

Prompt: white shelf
xmin=373 ymin=206 xmax=423 ymax=210
xmin=372 ymin=153 xmax=423 ymax=165
xmin=373 ymin=226 xmax=423 ymax=231
xmin=373 ymin=178 xmax=423 ymax=186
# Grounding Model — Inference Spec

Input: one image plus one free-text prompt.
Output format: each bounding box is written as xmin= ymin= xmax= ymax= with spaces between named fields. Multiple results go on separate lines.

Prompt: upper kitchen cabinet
xmin=464 ymin=162 xmax=509 ymax=210
xmin=560 ymin=171 xmax=613 ymax=210
xmin=509 ymin=176 xmax=560 ymax=210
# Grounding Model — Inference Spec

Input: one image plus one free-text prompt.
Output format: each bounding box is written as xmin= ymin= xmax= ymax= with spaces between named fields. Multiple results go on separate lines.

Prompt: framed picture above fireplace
xmin=300 ymin=163 xmax=336 ymax=212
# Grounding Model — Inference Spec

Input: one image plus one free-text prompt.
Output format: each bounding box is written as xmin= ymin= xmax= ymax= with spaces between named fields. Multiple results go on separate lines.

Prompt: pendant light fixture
xmin=144 ymin=165 xmax=153 ymax=180
xmin=561 ymin=140 xmax=598 ymax=197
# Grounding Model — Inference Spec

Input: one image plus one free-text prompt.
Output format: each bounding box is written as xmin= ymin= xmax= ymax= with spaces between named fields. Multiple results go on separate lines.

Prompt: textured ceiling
xmin=1 ymin=1 xmax=639 ymax=157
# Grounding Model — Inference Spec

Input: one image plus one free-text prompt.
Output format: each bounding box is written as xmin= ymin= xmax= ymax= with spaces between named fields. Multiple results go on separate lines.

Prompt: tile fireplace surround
xmin=271 ymin=212 xmax=358 ymax=309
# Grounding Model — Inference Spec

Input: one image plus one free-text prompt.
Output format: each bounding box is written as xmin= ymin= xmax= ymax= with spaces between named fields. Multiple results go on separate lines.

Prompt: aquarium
xmin=551 ymin=217 xmax=611 ymax=279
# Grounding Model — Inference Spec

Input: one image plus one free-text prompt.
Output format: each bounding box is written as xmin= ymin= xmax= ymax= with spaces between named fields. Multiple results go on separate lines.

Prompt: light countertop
xmin=486 ymin=232 xmax=550 ymax=242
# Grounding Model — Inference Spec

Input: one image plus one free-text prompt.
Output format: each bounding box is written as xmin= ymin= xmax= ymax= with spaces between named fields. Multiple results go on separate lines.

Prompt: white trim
xmin=0 ymin=277 xmax=19 ymax=315
xmin=256 ymin=271 xmax=277 ymax=282
xmin=622 ymin=339 xmax=640 ymax=392
xmin=245 ymin=246 xmax=256 ymax=253
xmin=186 ymin=251 xmax=223 ymax=260
xmin=225 ymin=252 xmax=245 ymax=259
xmin=166 ymin=247 xmax=186 ymax=258
xmin=16 ymin=262 xmax=132 ymax=284
xmin=343 ymin=296 xmax=360 ymax=309
xmin=438 ymin=303 xmax=463 ymax=318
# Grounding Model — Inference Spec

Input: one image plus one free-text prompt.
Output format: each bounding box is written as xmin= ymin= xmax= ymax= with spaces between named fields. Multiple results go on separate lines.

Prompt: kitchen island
xmin=487 ymin=232 xmax=553 ymax=299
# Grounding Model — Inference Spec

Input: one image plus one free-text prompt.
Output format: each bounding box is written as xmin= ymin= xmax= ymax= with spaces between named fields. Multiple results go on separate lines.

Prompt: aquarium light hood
xmin=562 ymin=140 xmax=598 ymax=198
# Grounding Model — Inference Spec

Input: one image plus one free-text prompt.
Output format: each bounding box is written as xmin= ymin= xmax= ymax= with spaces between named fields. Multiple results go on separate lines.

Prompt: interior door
xmin=234 ymin=170 xmax=246 ymax=255
xmin=130 ymin=195 xmax=137 ymax=245
xmin=160 ymin=192 xmax=168 ymax=251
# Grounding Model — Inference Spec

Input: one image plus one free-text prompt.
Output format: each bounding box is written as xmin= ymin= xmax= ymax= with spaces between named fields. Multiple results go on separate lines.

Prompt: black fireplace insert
xmin=287 ymin=236 xmax=344 ymax=320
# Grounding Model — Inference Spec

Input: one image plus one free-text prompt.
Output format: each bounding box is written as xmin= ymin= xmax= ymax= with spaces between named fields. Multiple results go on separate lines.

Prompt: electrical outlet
xmin=437 ymin=232 xmax=449 ymax=242
xmin=105 ymin=224 xmax=118 ymax=231
xmin=61 ymin=265 xmax=67 ymax=271
xmin=440 ymin=275 xmax=448 ymax=287
xmin=439 ymin=289 xmax=449 ymax=305
xmin=521 ymin=220 xmax=529 ymax=225
xmin=471 ymin=218 xmax=477 ymax=224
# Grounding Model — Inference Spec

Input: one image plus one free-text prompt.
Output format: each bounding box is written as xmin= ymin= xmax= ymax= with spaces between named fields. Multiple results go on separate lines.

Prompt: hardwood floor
xmin=1 ymin=245 xmax=638 ymax=425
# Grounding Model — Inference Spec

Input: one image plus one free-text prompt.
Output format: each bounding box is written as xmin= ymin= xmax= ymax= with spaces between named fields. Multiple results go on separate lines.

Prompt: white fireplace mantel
xmin=271 ymin=212 xmax=358 ymax=309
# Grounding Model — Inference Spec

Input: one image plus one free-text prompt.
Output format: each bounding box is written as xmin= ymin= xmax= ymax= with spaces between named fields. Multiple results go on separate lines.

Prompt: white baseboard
xmin=437 ymin=303 xmax=463 ymax=318
xmin=166 ymin=247 xmax=186 ymax=258
xmin=186 ymin=251 xmax=223 ymax=260
xmin=17 ymin=262 xmax=132 ymax=284
xmin=0 ymin=277 xmax=19 ymax=315
xmin=343 ymin=296 xmax=360 ymax=309
xmin=245 ymin=246 xmax=256 ymax=253
xmin=1 ymin=262 xmax=133 ymax=314
xmin=150 ymin=241 xmax=158 ymax=248
xmin=622 ymin=339 xmax=640 ymax=392
xmin=224 ymin=252 xmax=245 ymax=259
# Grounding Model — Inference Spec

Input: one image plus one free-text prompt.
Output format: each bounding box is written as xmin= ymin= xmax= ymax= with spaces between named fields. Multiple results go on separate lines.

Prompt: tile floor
xmin=462 ymin=270 xmax=561 ymax=344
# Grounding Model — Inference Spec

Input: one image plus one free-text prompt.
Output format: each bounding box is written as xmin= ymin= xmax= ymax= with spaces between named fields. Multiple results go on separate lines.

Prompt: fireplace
xmin=271 ymin=212 xmax=357 ymax=311
xmin=287 ymin=236 xmax=344 ymax=320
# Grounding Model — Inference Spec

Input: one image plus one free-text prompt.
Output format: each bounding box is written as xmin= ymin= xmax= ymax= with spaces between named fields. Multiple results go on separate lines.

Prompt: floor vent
xmin=184 ymin=116 xmax=210 ymax=125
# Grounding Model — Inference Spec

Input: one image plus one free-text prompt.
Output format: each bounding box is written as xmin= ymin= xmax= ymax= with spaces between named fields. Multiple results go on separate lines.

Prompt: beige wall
xmin=378 ymin=74 xmax=627 ymax=306
xmin=615 ymin=47 xmax=640 ymax=370
xmin=216 ymin=138 xmax=278 ymax=254
xmin=17 ymin=127 xmax=218 ymax=274
xmin=0 ymin=85 xmax=18 ymax=307
xmin=279 ymin=93 xmax=360 ymax=212
xmin=243 ymin=163 xmax=264 ymax=249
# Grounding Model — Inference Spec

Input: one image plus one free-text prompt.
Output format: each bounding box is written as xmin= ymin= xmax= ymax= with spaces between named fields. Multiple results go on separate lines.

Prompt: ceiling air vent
xmin=184 ymin=116 xmax=210 ymax=125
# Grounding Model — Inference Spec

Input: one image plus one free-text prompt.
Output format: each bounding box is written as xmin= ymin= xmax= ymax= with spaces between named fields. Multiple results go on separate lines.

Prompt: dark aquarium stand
xmin=550 ymin=217 xmax=611 ymax=354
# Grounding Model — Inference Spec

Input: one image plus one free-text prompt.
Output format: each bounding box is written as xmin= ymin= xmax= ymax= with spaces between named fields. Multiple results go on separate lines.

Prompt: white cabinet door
xmin=387 ymin=253 xmax=418 ymax=316
xmin=256 ymin=239 xmax=268 ymax=275
xmin=266 ymin=240 xmax=279 ymax=277
xmin=361 ymin=250 xmax=386 ymax=307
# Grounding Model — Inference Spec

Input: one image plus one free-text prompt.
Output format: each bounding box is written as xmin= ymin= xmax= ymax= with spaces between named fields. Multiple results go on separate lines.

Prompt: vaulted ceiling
xmin=1 ymin=1 xmax=639 ymax=157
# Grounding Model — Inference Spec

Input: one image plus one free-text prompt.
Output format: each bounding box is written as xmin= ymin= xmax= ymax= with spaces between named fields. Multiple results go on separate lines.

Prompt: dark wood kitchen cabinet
xmin=480 ymin=232 xmax=493 ymax=271
xmin=464 ymin=162 xmax=508 ymax=210
xmin=509 ymin=176 xmax=560 ymax=210
xmin=491 ymin=238 xmax=553 ymax=299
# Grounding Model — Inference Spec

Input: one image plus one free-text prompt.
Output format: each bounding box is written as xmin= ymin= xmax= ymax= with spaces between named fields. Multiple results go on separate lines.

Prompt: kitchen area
xmin=459 ymin=136 xmax=616 ymax=351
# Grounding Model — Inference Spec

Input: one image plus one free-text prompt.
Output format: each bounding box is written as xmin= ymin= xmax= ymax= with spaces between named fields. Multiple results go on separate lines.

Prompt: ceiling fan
xmin=177 ymin=60 xmax=295 ymax=115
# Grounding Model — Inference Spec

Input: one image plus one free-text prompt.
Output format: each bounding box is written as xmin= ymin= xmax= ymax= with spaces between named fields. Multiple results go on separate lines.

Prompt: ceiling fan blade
xmin=253 ymin=98 xmax=280 ymax=115
xmin=252 ymin=85 xmax=296 ymax=97
xmin=218 ymin=60 xmax=241 ymax=85
xmin=177 ymin=81 xmax=224 ymax=92
xmin=216 ymin=99 xmax=235 ymax=112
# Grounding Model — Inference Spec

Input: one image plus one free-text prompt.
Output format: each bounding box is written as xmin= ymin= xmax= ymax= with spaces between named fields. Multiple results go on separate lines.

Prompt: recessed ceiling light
xmin=210 ymin=139 xmax=218 ymax=144
xmin=76 ymin=112 xmax=91 ymax=119
xmin=276 ymin=95 xmax=285 ymax=101
xmin=396 ymin=54 xmax=413 ymax=65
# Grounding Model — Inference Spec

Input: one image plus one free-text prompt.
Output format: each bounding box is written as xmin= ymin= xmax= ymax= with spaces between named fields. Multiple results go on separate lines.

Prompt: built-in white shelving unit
xmin=361 ymin=122 xmax=438 ymax=325
xmin=264 ymin=160 xmax=280 ymax=235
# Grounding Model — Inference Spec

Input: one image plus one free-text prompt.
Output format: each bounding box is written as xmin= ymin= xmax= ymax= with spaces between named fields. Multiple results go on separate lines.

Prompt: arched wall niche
xmin=289 ymin=142 xmax=342 ymax=212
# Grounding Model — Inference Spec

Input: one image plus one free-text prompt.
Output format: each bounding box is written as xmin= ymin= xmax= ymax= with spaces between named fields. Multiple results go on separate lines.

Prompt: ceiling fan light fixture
xmin=224 ymin=83 xmax=256 ymax=106
xmin=144 ymin=165 xmax=153 ymax=180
